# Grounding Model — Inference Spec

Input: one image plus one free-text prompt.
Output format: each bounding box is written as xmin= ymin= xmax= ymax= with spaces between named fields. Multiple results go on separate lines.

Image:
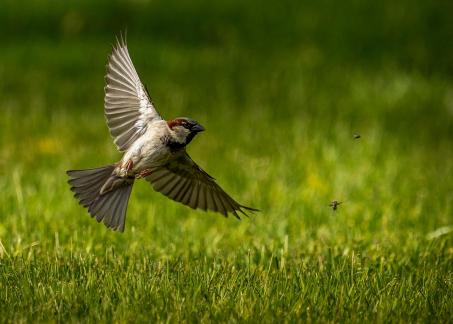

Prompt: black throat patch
xmin=161 ymin=135 xmax=186 ymax=152
xmin=161 ymin=131 xmax=198 ymax=151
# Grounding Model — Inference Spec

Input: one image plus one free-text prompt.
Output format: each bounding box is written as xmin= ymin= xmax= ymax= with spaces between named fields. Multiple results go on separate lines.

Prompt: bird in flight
xmin=67 ymin=36 xmax=257 ymax=232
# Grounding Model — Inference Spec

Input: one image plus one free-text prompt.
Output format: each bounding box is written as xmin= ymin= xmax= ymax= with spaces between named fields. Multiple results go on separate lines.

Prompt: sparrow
xmin=67 ymin=36 xmax=257 ymax=232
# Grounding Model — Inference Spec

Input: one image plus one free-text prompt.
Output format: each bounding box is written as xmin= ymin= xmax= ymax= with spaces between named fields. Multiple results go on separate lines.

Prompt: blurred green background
xmin=0 ymin=0 xmax=452 ymax=321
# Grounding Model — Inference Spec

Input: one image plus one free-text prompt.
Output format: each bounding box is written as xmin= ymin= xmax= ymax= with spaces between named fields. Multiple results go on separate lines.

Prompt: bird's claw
xmin=118 ymin=160 xmax=134 ymax=177
xmin=136 ymin=169 xmax=152 ymax=179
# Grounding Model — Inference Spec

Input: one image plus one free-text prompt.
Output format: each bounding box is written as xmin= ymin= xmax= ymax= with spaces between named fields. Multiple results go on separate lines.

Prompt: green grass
xmin=0 ymin=0 xmax=452 ymax=322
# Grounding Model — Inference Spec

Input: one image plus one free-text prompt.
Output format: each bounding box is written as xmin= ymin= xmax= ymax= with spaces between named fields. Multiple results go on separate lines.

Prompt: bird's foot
xmin=136 ymin=168 xmax=152 ymax=179
xmin=118 ymin=160 xmax=134 ymax=177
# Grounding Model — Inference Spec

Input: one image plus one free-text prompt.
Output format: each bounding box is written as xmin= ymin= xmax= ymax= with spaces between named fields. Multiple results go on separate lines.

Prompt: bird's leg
xmin=136 ymin=169 xmax=152 ymax=179
xmin=118 ymin=160 xmax=134 ymax=177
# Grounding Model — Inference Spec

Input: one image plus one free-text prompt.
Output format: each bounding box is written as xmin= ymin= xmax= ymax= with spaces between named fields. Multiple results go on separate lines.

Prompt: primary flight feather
xmin=67 ymin=36 xmax=257 ymax=232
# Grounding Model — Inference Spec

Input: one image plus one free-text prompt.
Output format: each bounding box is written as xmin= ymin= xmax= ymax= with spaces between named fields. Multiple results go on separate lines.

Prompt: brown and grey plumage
xmin=67 ymin=35 xmax=257 ymax=232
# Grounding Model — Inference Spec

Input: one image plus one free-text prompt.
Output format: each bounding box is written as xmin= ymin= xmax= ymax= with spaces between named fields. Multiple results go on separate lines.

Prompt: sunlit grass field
xmin=1 ymin=0 xmax=452 ymax=322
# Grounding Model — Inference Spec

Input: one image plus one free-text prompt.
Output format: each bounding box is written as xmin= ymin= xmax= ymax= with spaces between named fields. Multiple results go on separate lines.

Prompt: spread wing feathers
xmin=145 ymin=152 xmax=258 ymax=219
xmin=104 ymin=35 xmax=162 ymax=152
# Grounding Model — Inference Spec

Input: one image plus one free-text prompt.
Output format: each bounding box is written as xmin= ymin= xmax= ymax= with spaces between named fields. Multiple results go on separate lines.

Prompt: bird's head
xmin=167 ymin=117 xmax=205 ymax=146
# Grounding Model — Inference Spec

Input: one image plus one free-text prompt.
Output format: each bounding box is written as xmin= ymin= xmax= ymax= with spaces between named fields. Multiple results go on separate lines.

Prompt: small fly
xmin=353 ymin=133 xmax=361 ymax=139
xmin=329 ymin=200 xmax=342 ymax=211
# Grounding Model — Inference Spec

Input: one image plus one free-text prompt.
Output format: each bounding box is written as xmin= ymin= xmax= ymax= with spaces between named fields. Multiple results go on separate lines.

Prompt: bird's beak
xmin=191 ymin=124 xmax=205 ymax=133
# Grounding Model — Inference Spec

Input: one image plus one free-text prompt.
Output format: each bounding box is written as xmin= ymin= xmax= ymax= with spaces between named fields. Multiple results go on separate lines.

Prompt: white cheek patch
xmin=174 ymin=127 xmax=190 ymax=143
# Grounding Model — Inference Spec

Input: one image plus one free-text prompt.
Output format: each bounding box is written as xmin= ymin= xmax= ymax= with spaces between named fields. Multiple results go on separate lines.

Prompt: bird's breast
xmin=122 ymin=124 xmax=172 ymax=172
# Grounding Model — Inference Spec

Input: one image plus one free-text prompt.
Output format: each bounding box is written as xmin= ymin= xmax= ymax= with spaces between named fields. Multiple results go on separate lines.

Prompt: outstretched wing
xmin=144 ymin=152 xmax=258 ymax=218
xmin=104 ymin=35 xmax=162 ymax=152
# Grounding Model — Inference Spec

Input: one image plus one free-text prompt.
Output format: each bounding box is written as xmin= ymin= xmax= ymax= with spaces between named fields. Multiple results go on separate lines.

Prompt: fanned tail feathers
xmin=67 ymin=165 xmax=134 ymax=232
